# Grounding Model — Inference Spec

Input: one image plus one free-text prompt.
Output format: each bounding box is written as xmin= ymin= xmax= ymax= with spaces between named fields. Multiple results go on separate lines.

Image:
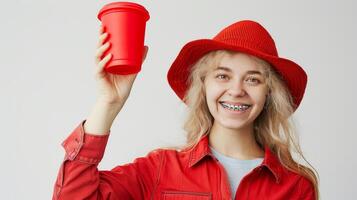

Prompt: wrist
xmin=96 ymin=97 xmax=125 ymax=110
xmin=84 ymin=99 xmax=123 ymax=135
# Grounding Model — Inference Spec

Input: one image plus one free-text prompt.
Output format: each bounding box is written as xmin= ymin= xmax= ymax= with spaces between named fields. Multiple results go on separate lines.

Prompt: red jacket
xmin=52 ymin=120 xmax=315 ymax=200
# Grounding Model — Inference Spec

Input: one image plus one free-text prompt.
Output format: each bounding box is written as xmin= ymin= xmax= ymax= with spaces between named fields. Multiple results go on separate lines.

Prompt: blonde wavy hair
xmin=166 ymin=49 xmax=320 ymax=199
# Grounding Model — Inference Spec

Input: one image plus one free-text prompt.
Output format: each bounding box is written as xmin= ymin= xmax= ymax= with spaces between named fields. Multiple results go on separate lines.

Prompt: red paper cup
xmin=97 ymin=2 xmax=150 ymax=75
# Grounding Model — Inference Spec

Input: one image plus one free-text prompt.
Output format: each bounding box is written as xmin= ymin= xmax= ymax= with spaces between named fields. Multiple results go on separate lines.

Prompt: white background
xmin=1 ymin=0 xmax=356 ymax=199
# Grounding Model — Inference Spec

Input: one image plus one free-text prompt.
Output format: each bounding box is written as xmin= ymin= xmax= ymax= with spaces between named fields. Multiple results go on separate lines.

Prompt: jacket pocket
xmin=161 ymin=190 xmax=212 ymax=200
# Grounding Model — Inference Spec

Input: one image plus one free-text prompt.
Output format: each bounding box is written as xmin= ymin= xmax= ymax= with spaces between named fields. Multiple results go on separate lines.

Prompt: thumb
xmin=142 ymin=45 xmax=149 ymax=62
xmin=127 ymin=73 xmax=138 ymax=83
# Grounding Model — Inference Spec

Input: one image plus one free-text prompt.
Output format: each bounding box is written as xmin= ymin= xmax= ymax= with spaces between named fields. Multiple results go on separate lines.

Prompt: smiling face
xmin=204 ymin=52 xmax=270 ymax=131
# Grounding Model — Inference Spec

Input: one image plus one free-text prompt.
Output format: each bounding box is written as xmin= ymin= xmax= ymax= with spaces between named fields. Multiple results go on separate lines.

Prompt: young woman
xmin=52 ymin=20 xmax=319 ymax=200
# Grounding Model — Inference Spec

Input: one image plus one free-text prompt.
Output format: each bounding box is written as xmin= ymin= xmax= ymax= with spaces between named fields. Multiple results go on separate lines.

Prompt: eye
xmin=215 ymin=74 xmax=229 ymax=80
xmin=246 ymin=76 xmax=260 ymax=84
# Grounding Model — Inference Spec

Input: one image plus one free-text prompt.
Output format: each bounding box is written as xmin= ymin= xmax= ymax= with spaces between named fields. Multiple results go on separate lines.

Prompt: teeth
xmin=221 ymin=102 xmax=250 ymax=111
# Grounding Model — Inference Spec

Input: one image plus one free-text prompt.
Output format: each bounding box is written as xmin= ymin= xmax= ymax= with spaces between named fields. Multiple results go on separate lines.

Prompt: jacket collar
xmin=187 ymin=134 xmax=284 ymax=183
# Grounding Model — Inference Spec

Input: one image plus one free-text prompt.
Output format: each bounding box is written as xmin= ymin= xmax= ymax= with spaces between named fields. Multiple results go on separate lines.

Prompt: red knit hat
xmin=167 ymin=20 xmax=307 ymax=111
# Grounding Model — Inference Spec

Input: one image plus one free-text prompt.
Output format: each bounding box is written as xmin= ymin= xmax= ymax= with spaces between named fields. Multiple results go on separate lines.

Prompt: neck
xmin=208 ymin=121 xmax=264 ymax=160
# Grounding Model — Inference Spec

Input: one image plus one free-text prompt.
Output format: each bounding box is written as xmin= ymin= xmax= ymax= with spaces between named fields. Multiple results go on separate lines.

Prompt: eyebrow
xmin=214 ymin=66 xmax=263 ymax=75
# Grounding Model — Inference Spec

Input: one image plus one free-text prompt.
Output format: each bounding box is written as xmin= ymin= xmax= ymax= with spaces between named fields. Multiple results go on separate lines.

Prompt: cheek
xmin=205 ymin=83 xmax=223 ymax=103
xmin=251 ymin=92 xmax=268 ymax=107
xmin=204 ymin=84 xmax=223 ymax=115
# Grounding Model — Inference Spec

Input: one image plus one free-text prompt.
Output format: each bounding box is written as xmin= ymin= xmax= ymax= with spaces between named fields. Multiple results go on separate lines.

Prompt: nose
xmin=228 ymin=81 xmax=246 ymax=97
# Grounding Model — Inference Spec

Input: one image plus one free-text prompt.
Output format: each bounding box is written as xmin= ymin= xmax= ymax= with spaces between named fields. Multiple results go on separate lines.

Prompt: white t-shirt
xmin=209 ymin=145 xmax=264 ymax=199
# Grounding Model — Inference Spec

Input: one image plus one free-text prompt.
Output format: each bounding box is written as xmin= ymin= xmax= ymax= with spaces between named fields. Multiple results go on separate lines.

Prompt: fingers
xmin=95 ymin=25 xmax=111 ymax=78
xmin=95 ymin=41 xmax=111 ymax=64
xmin=96 ymin=24 xmax=111 ymax=64
xmin=95 ymin=53 xmax=112 ymax=78
xmin=99 ymin=25 xmax=104 ymax=35
xmin=97 ymin=32 xmax=109 ymax=48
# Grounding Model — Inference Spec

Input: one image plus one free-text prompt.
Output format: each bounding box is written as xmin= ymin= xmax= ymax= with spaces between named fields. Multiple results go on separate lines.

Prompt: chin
xmin=217 ymin=117 xmax=252 ymax=130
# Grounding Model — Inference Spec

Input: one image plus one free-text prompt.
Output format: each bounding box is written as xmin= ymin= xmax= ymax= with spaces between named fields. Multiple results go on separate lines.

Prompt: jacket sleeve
xmin=298 ymin=176 xmax=316 ymax=200
xmin=52 ymin=120 xmax=164 ymax=200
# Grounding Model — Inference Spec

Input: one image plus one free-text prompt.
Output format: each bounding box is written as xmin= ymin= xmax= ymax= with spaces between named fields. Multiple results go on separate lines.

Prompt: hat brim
xmin=167 ymin=39 xmax=307 ymax=110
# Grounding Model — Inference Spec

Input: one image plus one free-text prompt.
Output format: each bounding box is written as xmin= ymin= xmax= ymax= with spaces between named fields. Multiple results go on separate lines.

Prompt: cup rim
xmin=98 ymin=2 xmax=150 ymax=21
